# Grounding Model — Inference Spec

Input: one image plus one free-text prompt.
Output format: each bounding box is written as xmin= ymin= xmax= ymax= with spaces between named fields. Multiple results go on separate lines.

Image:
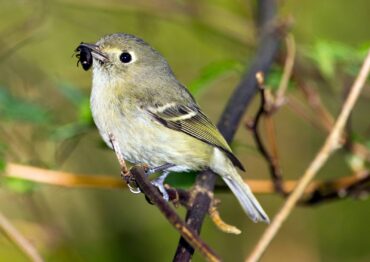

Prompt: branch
xmin=4 ymin=163 xmax=124 ymax=189
xmin=130 ymin=167 xmax=221 ymax=262
xmin=6 ymin=162 xmax=369 ymax=202
xmin=274 ymin=34 xmax=296 ymax=106
xmin=246 ymin=72 xmax=285 ymax=194
xmin=0 ymin=211 xmax=44 ymax=262
xmin=174 ymin=0 xmax=284 ymax=260
xmin=246 ymin=50 xmax=370 ymax=262
xmin=303 ymin=171 xmax=370 ymax=205
xmin=108 ymin=134 xmax=220 ymax=262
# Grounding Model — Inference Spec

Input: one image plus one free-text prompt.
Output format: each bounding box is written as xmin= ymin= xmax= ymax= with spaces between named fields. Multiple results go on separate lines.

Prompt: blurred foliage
xmin=0 ymin=143 xmax=6 ymax=171
xmin=188 ymin=59 xmax=243 ymax=96
xmin=2 ymin=177 xmax=36 ymax=194
xmin=0 ymin=87 xmax=51 ymax=124
xmin=305 ymin=39 xmax=369 ymax=80
xmin=0 ymin=0 xmax=369 ymax=262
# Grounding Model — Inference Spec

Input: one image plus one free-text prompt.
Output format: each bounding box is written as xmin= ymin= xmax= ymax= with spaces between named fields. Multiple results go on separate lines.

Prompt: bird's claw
xmin=151 ymin=172 xmax=169 ymax=201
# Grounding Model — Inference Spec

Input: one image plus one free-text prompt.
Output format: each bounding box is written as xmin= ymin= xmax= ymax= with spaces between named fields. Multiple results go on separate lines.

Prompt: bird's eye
xmin=119 ymin=52 xmax=132 ymax=63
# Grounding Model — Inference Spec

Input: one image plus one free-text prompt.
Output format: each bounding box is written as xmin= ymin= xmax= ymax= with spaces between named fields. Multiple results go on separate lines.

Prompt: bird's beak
xmin=78 ymin=43 xmax=109 ymax=63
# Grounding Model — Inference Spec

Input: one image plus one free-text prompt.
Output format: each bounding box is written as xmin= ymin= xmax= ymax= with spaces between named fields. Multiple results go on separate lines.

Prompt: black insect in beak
xmin=75 ymin=42 xmax=108 ymax=71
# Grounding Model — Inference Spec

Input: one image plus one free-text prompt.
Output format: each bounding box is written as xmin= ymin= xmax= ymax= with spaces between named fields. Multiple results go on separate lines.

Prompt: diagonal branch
xmin=130 ymin=167 xmax=221 ymax=262
xmin=173 ymin=0 xmax=284 ymax=260
xmin=246 ymin=50 xmax=370 ymax=262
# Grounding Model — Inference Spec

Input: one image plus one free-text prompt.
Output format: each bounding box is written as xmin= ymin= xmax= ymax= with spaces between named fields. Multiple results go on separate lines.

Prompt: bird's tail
xmin=222 ymin=172 xmax=269 ymax=223
xmin=210 ymin=148 xmax=269 ymax=223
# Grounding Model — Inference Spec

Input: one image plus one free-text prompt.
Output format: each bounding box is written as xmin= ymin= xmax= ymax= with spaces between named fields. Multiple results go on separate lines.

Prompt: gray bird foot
xmin=151 ymin=172 xmax=169 ymax=201
xmin=145 ymin=163 xmax=175 ymax=176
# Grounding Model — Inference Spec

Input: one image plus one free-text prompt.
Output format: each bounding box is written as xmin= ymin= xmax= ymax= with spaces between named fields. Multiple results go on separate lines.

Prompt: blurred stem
xmin=274 ymin=34 xmax=296 ymax=106
xmin=3 ymin=162 xmax=369 ymax=198
xmin=4 ymin=163 xmax=124 ymax=188
xmin=0 ymin=211 xmax=44 ymax=262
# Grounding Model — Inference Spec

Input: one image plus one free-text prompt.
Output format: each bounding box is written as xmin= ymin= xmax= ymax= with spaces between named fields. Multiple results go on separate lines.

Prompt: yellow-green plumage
xmin=86 ymin=33 xmax=269 ymax=223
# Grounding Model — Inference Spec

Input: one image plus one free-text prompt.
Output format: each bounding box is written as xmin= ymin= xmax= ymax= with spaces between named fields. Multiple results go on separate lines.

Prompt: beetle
xmin=75 ymin=43 xmax=93 ymax=71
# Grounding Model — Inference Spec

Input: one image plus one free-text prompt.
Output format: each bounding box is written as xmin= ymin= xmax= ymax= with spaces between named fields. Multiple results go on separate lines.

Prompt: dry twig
xmin=208 ymin=200 xmax=241 ymax=235
xmin=274 ymin=34 xmax=296 ymax=107
xmin=246 ymin=50 xmax=370 ymax=262
xmin=246 ymin=72 xmax=285 ymax=194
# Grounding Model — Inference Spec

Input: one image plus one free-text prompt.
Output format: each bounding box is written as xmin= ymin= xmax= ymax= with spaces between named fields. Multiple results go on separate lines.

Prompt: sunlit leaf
xmin=0 ymin=88 xmax=51 ymax=124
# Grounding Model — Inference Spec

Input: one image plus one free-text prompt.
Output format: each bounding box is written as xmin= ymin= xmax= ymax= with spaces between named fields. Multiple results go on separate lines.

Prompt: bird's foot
xmin=151 ymin=172 xmax=170 ymax=201
xmin=145 ymin=163 xmax=175 ymax=176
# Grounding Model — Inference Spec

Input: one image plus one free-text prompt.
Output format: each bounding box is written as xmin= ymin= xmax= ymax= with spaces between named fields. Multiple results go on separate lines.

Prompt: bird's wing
xmin=147 ymin=103 xmax=245 ymax=171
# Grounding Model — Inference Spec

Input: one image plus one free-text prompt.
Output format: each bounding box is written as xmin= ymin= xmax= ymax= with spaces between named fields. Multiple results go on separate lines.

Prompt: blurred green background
xmin=0 ymin=0 xmax=369 ymax=261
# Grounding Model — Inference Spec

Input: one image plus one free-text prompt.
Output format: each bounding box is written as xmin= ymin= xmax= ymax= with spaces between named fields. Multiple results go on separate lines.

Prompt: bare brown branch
xmin=246 ymin=72 xmax=285 ymax=194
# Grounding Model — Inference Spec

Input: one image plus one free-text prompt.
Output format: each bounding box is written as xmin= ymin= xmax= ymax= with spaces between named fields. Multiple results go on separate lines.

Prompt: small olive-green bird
xmin=77 ymin=33 xmax=269 ymax=223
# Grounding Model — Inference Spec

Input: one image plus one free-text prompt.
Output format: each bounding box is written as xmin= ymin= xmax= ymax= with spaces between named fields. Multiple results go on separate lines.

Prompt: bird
xmin=76 ymin=33 xmax=269 ymax=223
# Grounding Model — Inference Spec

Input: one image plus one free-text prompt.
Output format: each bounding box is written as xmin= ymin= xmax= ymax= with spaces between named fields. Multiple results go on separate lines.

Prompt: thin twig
xmin=208 ymin=200 xmax=241 ymax=235
xmin=286 ymin=95 xmax=326 ymax=131
xmin=274 ymin=34 xmax=296 ymax=107
xmin=246 ymin=72 xmax=285 ymax=194
xmin=299 ymin=82 xmax=335 ymax=133
xmin=303 ymin=171 xmax=370 ymax=205
xmin=245 ymin=35 xmax=296 ymax=194
xmin=0 ymin=211 xmax=44 ymax=262
xmin=246 ymin=50 xmax=370 ymax=262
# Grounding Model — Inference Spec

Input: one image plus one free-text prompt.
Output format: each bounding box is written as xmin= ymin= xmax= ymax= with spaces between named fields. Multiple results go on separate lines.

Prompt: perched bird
xmin=76 ymin=33 xmax=269 ymax=223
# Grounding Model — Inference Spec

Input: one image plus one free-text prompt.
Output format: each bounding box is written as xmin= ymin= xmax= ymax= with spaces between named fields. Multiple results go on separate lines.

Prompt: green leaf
xmin=188 ymin=60 xmax=243 ymax=96
xmin=0 ymin=88 xmax=51 ymax=124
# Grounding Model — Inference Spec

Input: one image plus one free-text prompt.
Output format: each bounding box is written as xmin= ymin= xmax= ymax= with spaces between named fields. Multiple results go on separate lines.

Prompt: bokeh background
xmin=0 ymin=0 xmax=369 ymax=261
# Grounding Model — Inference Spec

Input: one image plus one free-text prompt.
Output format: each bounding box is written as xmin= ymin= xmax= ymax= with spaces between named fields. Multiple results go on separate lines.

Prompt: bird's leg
xmin=145 ymin=163 xmax=175 ymax=176
xmin=151 ymin=171 xmax=170 ymax=201
xmin=144 ymin=163 xmax=175 ymax=201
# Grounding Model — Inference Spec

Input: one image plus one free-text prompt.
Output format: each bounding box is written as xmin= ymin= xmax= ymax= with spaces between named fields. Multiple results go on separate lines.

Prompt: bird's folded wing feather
xmin=147 ymin=103 xmax=245 ymax=171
